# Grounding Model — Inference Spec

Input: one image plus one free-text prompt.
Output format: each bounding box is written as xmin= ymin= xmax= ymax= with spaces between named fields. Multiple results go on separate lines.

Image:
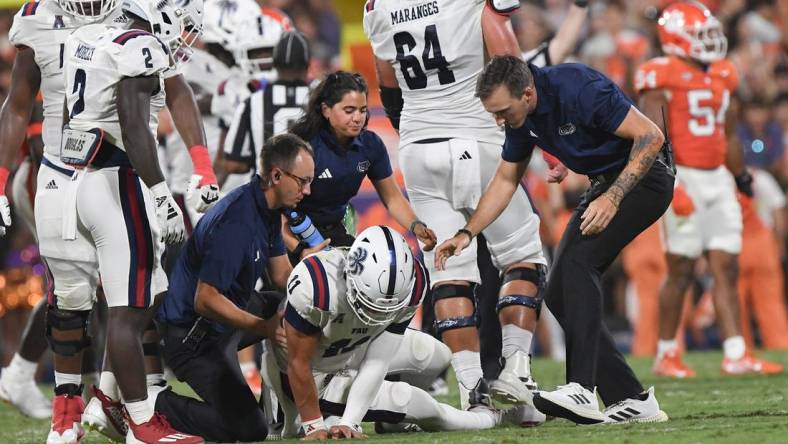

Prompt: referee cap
xmin=273 ymin=31 xmax=311 ymax=71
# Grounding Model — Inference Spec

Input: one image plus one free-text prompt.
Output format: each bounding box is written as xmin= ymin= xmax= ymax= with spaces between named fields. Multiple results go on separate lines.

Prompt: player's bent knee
xmin=498 ymin=265 xmax=547 ymax=316
xmin=405 ymin=330 xmax=451 ymax=372
xmin=433 ymin=284 xmax=478 ymax=336
xmin=388 ymin=381 xmax=413 ymax=411
xmin=45 ymin=305 xmax=92 ymax=356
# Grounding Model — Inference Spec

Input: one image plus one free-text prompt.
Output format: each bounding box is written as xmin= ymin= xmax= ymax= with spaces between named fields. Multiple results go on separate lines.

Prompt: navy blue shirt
xmin=502 ymin=63 xmax=635 ymax=175
xmin=158 ymin=174 xmax=285 ymax=331
xmin=297 ymin=129 xmax=393 ymax=226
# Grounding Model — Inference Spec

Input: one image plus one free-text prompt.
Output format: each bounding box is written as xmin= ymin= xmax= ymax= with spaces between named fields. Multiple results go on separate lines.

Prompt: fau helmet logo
xmin=347 ymin=248 xmax=368 ymax=275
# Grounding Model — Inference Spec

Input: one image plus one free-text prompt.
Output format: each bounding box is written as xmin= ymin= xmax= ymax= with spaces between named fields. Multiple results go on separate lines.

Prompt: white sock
xmin=656 ymin=339 xmax=678 ymax=359
xmin=723 ymin=336 xmax=746 ymax=360
xmin=5 ymin=353 xmax=37 ymax=381
xmin=501 ymin=324 xmax=533 ymax=358
xmin=239 ymin=361 xmax=256 ymax=374
xmin=125 ymin=398 xmax=153 ymax=425
xmin=450 ymin=351 xmax=483 ymax=390
xmin=98 ymin=371 xmax=120 ymax=401
xmin=54 ymin=372 xmax=82 ymax=388
xmin=146 ymin=373 xmax=166 ymax=387
xmin=405 ymin=386 xmax=497 ymax=430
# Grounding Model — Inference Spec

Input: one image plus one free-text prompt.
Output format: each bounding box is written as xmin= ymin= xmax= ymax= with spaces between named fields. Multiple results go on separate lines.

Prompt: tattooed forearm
xmin=603 ymin=130 xmax=662 ymax=207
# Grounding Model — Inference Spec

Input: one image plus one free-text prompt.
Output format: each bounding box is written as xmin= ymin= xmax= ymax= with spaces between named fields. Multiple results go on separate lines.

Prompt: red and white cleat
xmin=47 ymin=393 xmax=86 ymax=444
xmin=126 ymin=412 xmax=204 ymax=444
xmin=653 ymin=350 xmax=696 ymax=378
xmin=722 ymin=352 xmax=784 ymax=375
xmin=82 ymin=386 xmax=128 ymax=442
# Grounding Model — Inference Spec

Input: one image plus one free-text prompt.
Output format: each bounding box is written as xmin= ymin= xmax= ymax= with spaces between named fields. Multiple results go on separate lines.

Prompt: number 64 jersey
xmin=63 ymin=24 xmax=171 ymax=149
xmin=363 ymin=0 xmax=504 ymax=147
xmin=278 ymin=249 xmax=429 ymax=375
xmin=635 ymin=55 xmax=738 ymax=169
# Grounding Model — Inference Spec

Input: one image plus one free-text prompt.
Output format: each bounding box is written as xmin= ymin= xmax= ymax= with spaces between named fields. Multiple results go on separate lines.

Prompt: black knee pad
xmin=432 ymin=285 xmax=478 ymax=336
xmin=498 ymin=265 xmax=547 ymax=316
xmin=45 ymin=305 xmax=91 ymax=356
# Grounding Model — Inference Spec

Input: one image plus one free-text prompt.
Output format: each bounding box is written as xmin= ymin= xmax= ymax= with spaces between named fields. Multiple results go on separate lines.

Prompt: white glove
xmin=186 ymin=174 xmax=220 ymax=213
xmin=150 ymin=182 xmax=186 ymax=244
xmin=0 ymin=196 xmax=11 ymax=236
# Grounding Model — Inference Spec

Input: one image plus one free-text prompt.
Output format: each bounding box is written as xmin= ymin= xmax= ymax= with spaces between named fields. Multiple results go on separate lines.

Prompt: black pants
xmin=545 ymin=160 xmax=673 ymax=405
xmin=155 ymin=293 xmax=282 ymax=442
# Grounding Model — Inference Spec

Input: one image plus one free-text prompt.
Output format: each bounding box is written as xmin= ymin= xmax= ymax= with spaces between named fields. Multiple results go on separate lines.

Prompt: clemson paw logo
xmin=347 ymin=248 xmax=368 ymax=275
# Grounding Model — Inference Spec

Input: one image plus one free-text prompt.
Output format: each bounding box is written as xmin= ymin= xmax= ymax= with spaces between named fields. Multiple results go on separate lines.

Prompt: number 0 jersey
xmin=9 ymin=0 xmax=130 ymax=163
xmin=280 ymin=249 xmax=428 ymax=375
xmin=363 ymin=0 xmax=504 ymax=146
xmin=635 ymin=55 xmax=738 ymax=169
xmin=63 ymin=25 xmax=171 ymax=151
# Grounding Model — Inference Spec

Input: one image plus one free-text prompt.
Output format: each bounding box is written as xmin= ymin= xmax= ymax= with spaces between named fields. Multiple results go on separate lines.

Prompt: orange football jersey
xmin=635 ymin=56 xmax=738 ymax=169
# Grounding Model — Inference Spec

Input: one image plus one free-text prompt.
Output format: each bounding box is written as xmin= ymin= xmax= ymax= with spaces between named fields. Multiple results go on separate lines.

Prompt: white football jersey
xmin=8 ymin=0 xmax=129 ymax=163
xmin=211 ymin=68 xmax=259 ymax=129
xmin=363 ymin=0 xmax=503 ymax=146
xmin=63 ymin=25 xmax=170 ymax=151
xmin=277 ymin=249 xmax=428 ymax=375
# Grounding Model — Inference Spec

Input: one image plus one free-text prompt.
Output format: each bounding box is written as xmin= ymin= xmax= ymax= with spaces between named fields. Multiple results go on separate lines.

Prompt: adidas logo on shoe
xmin=45 ymin=180 xmax=58 ymax=190
xmin=318 ymin=169 xmax=333 ymax=179
xmin=459 ymin=151 xmax=472 ymax=160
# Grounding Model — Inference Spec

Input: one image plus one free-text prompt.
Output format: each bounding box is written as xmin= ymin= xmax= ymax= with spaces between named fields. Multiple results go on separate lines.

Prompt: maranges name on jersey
xmin=390 ymin=1 xmax=439 ymax=25
xmin=75 ymin=44 xmax=95 ymax=61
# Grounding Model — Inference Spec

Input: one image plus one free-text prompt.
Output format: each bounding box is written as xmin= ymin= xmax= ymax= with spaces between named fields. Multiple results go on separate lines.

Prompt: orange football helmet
xmin=658 ymin=1 xmax=727 ymax=64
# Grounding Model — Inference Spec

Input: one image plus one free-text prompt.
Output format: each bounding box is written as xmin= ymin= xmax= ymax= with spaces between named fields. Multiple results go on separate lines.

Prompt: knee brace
xmin=497 ymin=265 xmax=547 ymax=316
xmin=432 ymin=285 xmax=478 ymax=336
xmin=45 ymin=305 xmax=91 ymax=356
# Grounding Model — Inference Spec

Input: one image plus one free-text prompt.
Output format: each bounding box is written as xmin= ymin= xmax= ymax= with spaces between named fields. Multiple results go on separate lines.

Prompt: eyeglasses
xmin=281 ymin=169 xmax=313 ymax=189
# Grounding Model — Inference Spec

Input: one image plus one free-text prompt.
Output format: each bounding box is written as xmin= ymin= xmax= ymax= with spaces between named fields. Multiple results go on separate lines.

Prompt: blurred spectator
xmin=737 ymin=96 xmax=785 ymax=178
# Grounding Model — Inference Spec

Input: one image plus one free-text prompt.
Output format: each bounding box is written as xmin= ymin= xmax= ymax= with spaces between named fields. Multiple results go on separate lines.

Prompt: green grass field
xmin=1 ymin=350 xmax=786 ymax=443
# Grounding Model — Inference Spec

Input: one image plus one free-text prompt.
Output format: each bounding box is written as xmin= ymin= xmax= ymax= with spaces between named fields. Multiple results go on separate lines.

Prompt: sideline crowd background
xmin=0 ymin=0 xmax=785 ymax=381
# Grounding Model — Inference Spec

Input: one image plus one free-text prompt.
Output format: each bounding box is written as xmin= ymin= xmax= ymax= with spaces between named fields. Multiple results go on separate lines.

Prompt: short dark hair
xmin=476 ymin=55 xmax=534 ymax=101
xmin=260 ymin=133 xmax=314 ymax=183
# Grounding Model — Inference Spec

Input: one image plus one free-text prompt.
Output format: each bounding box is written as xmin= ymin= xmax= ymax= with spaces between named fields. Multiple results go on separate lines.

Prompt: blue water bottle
xmin=286 ymin=210 xmax=329 ymax=250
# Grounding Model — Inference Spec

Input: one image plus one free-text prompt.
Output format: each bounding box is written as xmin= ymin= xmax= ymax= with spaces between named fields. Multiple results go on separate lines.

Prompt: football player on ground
xmin=263 ymin=226 xmax=501 ymax=439
xmin=636 ymin=1 xmax=783 ymax=378
xmin=364 ymin=0 xmax=552 ymax=414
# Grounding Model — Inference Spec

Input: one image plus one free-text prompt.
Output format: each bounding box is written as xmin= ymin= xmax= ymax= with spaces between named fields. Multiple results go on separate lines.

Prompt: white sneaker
xmin=603 ymin=387 xmax=668 ymax=424
xmin=81 ymin=387 xmax=127 ymax=442
xmin=533 ymin=382 xmax=604 ymax=424
xmin=502 ymin=404 xmax=546 ymax=427
xmin=490 ymin=351 xmax=537 ymax=406
xmin=0 ymin=369 xmax=52 ymax=419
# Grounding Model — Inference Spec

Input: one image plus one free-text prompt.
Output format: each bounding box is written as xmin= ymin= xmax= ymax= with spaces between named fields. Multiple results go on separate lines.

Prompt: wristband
xmin=0 ymin=167 xmax=9 ymax=195
xmin=302 ymin=417 xmax=327 ymax=436
xmin=456 ymin=228 xmax=474 ymax=241
xmin=188 ymin=145 xmax=217 ymax=186
xmin=409 ymin=219 xmax=425 ymax=233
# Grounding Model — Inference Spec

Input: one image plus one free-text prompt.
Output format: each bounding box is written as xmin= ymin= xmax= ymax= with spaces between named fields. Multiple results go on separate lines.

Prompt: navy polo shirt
xmin=158 ymin=174 xmax=285 ymax=332
xmin=502 ymin=63 xmax=635 ymax=175
xmin=297 ymin=129 xmax=393 ymax=226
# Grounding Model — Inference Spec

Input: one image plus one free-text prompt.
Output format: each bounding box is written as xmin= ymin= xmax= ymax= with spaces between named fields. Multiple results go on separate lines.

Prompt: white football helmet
xmin=232 ymin=7 xmax=293 ymax=77
xmin=57 ymin=0 xmax=118 ymax=22
xmin=202 ymin=0 xmax=261 ymax=48
xmin=121 ymin=0 xmax=204 ymax=63
xmin=345 ymin=226 xmax=416 ymax=326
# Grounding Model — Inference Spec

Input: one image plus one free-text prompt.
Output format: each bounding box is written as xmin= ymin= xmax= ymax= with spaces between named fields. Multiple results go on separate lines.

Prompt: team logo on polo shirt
xmin=558 ymin=123 xmax=576 ymax=136
xmin=357 ymin=160 xmax=371 ymax=173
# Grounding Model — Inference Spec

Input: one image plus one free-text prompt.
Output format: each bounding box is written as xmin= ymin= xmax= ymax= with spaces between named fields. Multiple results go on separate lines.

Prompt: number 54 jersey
xmin=63 ymin=24 xmax=171 ymax=149
xmin=279 ymin=249 xmax=428 ymax=375
xmin=635 ymin=55 xmax=738 ymax=169
xmin=363 ymin=0 xmax=504 ymax=147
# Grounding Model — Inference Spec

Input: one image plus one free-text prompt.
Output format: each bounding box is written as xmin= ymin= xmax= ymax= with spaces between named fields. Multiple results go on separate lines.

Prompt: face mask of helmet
xmin=232 ymin=10 xmax=291 ymax=77
xmin=58 ymin=0 xmax=118 ymax=22
xmin=122 ymin=0 xmax=204 ymax=67
xmin=658 ymin=3 xmax=727 ymax=64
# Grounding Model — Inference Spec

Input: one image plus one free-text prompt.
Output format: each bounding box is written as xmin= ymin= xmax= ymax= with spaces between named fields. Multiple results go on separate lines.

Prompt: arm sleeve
xmin=577 ymin=68 xmax=633 ymax=133
xmin=365 ymin=132 xmax=393 ymax=181
xmin=197 ymin=222 xmax=251 ymax=292
xmin=114 ymin=35 xmax=170 ymax=78
xmin=501 ymin=126 xmax=537 ymax=162
xmin=340 ymin=330 xmax=404 ymax=426
xmin=223 ymin=96 xmax=254 ymax=166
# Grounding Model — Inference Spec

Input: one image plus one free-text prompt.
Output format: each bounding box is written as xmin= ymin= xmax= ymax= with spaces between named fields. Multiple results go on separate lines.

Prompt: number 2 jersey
xmin=63 ymin=24 xmax=171 ymax=151
xmin=9 ymin=0 xmax=130 ymax=165
xmin=635 ymin=55 xmax=738 ymax=169
xmin=363 ymin=0 xmax=505 ymax=146
xmin=279 ymin=248 xmax=429 ymax=375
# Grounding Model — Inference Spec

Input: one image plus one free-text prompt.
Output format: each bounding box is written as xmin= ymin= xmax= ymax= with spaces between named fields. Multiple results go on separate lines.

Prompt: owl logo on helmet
xmin=344 ymin=226 xmax=416 ymax=326
xmin=657 ymin=1 xmax=727 ymax=64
